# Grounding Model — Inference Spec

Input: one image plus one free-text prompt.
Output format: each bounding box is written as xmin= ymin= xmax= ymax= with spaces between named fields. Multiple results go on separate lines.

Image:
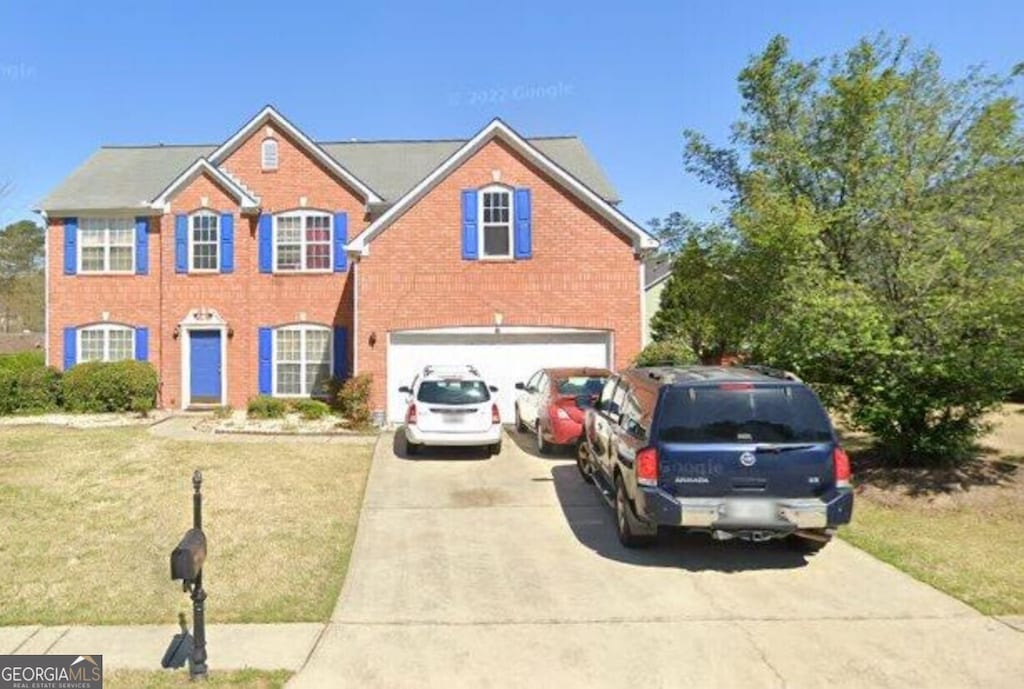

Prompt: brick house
xmin=37 ymin=107 xmax=658 ymax=421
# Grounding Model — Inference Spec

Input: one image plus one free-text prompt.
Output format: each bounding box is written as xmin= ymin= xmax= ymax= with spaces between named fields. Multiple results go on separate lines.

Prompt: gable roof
xmin=150 ymin=158 xmax=260 ymax=211
xmin=37 ymin=131 xmax=620 ymax=214
xmin=348 ymin=118 xmax=658 ymax=254
xmin=209 ymin=106 xmax=382 ymax=203
xmin=644 ymin=253 xmax=673 ymax=289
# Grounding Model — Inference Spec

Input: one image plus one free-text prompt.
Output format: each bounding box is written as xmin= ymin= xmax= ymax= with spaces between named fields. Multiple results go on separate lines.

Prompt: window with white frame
xmin=274 ymin=212 xmax=332 ymax=272
xmin=79 ymin=218 xmax=135 ymax=273
xmin=274 ymin=325 xmax=332 ymax=396
xmin=261 ymin=138 xmax=279 ymax=170
xmin=79 ymin=324 xmax=134 ymax=363
xmin=190 ymin=212 xmax=219 ymax=271
xmin=480 ymin=187 xmax=513 ymax=259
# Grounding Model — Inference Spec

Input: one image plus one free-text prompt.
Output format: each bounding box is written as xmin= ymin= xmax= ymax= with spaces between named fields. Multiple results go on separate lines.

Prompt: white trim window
xmin=79 ymin=324 xmax=134 ymax=362
xmin=274 ymin=211 xmax=332 ymax=272
xmin=479 ymin=186 xmax=513 ymax=259
xmin=79 ymin=218 xmax=135 ymax=273
xmin=262 ymin=138 xmax=279 ymax=170
xmin=189 ymin=211 xmax=219 ymax=272
xmin=273 ymin=324 xmax=332 ymax=396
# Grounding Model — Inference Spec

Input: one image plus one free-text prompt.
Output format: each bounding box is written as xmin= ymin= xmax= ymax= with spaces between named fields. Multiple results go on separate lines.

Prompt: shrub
xmin=336 ymin=374 xmax=373 ymax=427
xmin=0 ymin=350 xmax=45 ymax=373
xmin=292 ymin=398 xmax=331 ymax=421
xmin=62 ymin=361 xmax=158 ymax=413
xmin=247 ymin=395 xmax=287 ymax=419
xmin=0 ymin=361 xmax=62 ymax=415
xmin=634 ymin=339 xmax=697 ymax=367
xmin=212 ymin=405 xmax=234 ymax=419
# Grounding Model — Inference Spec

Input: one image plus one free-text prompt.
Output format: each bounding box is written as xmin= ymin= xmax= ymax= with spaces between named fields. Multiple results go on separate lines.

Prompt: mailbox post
xmin=169 ymin=470 xmax=208 ymax=680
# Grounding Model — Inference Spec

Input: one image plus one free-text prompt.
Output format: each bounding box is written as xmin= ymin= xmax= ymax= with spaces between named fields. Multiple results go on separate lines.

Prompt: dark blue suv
xmin=579 ymin=366 xmax=854 ymax=550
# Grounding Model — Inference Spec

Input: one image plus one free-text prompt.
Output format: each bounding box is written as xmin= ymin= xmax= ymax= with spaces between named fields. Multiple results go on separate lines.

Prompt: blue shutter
xmin=135 ymin=327 xmax=149 ymax=361
xmin=258 ymin=327 xmax=273 ymax=394
xmin=333 ymin=212 xmax=348 ymax=272
xmin=63 ymin=327 xmax=76 ymax=370
xmin=514 ymin=188 xmax=532 ymax=259
xmin=174 ymin=214 xmax=188 ymax=273
xmin=333 ymin=326 xmax=348 ymax=380
xmin=135 ymin=217 xmax=149 ymax=274
xmin=63 ymin=218 xmax=78 ymax=275
xmin=220 ymin=212 xmax=235 ymax=273
xmin=258 ymin=213 xmax=273 ymax=273
xmin=461 ymin=190 xmax=479 ymax=260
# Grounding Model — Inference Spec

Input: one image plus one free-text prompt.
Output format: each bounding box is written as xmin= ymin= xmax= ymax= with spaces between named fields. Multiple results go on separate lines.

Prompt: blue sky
xmin=0 ymin=1 xmax=1021 ymax=228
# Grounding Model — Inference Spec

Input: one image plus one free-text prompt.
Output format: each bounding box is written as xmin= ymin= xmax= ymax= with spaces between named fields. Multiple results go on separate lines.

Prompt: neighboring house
xmin=37 ymin=106 xmax=658 ymax=421
xmin=643 ymin=254 xmax=673 ymax=345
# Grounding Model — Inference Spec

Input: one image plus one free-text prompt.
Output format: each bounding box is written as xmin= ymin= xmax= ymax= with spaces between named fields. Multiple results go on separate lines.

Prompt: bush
xmin=292 ymin=398 xmax=331 ymax=421
xmin=336 ymin=374 xmax=373 ymax=427
xmin=247 ymin=395 xmax=287 ymax=419
xmin=633 ymin=339 xmax=697 ymax=367
xmin=0 ymin=361 xmax=62 ymax=415
xmin=62 ymin=361 xmax=158 ymax=413
xmin=0 ymin=350 xmax=45 ymax=373
xmin=212 ymin=405 xmax=234 ymax=419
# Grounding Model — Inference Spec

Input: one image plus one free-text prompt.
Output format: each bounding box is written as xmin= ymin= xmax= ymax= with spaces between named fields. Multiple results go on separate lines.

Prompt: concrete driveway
xmin=289 ymin=430 xmax=1024 ymax=688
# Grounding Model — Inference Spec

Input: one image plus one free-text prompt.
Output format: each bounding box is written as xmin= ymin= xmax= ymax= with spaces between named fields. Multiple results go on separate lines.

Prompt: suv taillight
xmin=406 ymin=404 xmax=418 ymax=426
xmin=834 ymin=446 xmax=851 ymax=488
xmin=491 ymin=404 xmax=500 ymax=424
xmin=636 ymin=447 xmax=658 ymax=487
xmin=551 ymin=404 xmax=571 ymax=420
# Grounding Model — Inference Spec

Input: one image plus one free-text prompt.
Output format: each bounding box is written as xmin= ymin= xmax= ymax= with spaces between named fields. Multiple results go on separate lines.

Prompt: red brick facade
xmin=47 ymin=118 xmax=642 ymax=414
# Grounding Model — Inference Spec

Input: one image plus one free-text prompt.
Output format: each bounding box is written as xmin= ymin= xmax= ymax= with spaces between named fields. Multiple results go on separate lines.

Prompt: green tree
xmin=684 ymin=35 xmax=1024 ymax=464
xmin=0 ymin=220 xmax=44 ymax=277
xmin=0 ymin=217 xmax=45 ymax=332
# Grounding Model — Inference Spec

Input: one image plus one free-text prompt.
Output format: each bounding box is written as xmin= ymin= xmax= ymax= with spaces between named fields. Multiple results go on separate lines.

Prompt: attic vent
xmin=261 ymin=138 xmax=279 ymax=171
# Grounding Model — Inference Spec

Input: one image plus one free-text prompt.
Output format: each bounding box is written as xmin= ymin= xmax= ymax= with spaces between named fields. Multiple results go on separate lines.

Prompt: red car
xmin=514 ymin=367 xmax=612 ymax=455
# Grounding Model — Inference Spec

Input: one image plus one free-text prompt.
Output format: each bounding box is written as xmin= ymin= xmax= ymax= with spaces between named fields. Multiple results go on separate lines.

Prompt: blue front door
xmin=190 ymin=330 xmax=222 ymax=404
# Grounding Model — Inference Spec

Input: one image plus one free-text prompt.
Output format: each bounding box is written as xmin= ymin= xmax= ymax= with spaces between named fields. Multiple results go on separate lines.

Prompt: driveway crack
xmin=734 ymin=620 xmax=787 ymax=689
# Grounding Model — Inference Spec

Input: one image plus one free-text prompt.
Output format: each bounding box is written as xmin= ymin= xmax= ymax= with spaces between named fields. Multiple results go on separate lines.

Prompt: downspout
xmin=158 ymin=212 xmax=164 ymax=408
xmin=38 ymin=210 xmax=49 ymax=366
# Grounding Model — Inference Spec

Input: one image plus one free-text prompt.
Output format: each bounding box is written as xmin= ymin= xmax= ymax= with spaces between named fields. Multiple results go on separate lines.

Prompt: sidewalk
xmin=0 ymin=623 xmax=325 ymax=671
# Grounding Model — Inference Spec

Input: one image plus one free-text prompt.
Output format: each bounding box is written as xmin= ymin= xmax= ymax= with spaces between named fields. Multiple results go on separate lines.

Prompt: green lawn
xmin=105 ymin=669 xmax=290 ymax=689
xmin=0 ymin=426 xmax=374 ymax=625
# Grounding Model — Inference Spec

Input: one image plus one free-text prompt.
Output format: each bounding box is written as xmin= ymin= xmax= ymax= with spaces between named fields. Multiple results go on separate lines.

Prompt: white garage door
xmin=386 ymin=328 xmax=612 ymax=423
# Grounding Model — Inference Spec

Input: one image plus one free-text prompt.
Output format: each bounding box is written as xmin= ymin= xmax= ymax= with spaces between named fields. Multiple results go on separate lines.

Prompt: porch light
xmin=494 ymin=312 xmax=504 ymax=326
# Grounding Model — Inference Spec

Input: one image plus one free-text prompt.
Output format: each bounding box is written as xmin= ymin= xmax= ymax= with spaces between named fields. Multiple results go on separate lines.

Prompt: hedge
xmin=61 ymin=361 xmax=159 ymax=413
xmin=0 ymin=364 xmax=62 ymax=415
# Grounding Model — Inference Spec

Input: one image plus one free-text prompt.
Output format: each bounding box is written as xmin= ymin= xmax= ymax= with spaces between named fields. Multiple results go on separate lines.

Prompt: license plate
xmin=442 ymin=414 xmax=463 ymax=424
xmin=725 ymin=499 xmax=776 ymax=522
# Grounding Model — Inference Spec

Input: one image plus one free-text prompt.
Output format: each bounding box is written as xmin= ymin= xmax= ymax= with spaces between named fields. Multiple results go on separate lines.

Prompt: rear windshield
xmin=418 ymin=380 xmax=490 ymax=405
xmin=556 ymin=376 xmax=607 ymax=396
xmin=657 ymin=385 xmax=833 ymax=444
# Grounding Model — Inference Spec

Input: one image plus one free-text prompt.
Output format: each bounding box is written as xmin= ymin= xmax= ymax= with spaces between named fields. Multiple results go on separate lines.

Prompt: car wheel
xmin=405 ymin=438 xmax=420 ymax=456
xmin=575 ymin=439 xmax=594 ymax=483
xmin=515 ymin=406 xmax=527 ymax=433
xmin=615 ymin=476 xmax=655 ymax=548
xmin=536 ymin=422 xmax=551 ymax=455
xmin=787 ymin=531 xmax=831 ymax=553
xmin=489 ymin=440 xmax=502 ymax=456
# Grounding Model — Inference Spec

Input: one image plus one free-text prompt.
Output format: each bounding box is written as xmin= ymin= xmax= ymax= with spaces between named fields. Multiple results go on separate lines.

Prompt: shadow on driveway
xmin=550 ymin=463 xmax=813 ymax=572
xmin=506 ymin=423 xmax=576 ymax=459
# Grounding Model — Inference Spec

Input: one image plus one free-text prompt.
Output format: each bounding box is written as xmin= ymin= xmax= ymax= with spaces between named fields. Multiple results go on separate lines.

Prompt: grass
xmin=841 ymin=499 xmax=1024 ymax=615
xmin=839 ymin=404 xmax=1024 ymax=616
xmin=0 ymin=426 xmax=374 ymax=625
xmin=104 ymin=669 xmax=290 ymax=689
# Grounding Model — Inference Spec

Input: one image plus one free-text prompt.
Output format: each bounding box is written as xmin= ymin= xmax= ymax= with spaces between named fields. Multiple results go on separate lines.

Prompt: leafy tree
xmin=684 ymin=34 xmax=1024 ymax=464
xmin=646 ymin=212 xmax=705 ymax=254
xmin=0 ymin=217 xmax=45 ymax=332
xmin=0 ymin=220 xmax=44 ymax=277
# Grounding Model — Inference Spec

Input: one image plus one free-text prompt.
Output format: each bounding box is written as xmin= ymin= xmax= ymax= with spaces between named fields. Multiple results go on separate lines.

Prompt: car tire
xmin=575 ymin=439 xmax=594 ymax=483
xmin=787 ymin=531 xmax=831 ymax=553
xmin=536 ymin=422 xmax=552 ymax=455
xmin=405 ymin=438 xmax=420 ymax=456
xmin=615 ymin=476 xmax=655 ymax=548
xmin=489 ymin=440 xmax=502 ymax=456
xmin=515 ymin=406 xmax=528 ymax=433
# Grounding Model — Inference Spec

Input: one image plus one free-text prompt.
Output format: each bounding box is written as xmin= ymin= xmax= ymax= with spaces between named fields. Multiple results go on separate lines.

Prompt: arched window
xmin=79 ymin=324 xmax=134 ymax=362
xmin=273 ymin=324 xmax=332 ymax=396
xmin=261 ymin=138 xmax=279 ymax=170
xmin=478 ymin=185 xmax=513 ymax=259
xmin=189 ymin=211 xmax=219 ymax=272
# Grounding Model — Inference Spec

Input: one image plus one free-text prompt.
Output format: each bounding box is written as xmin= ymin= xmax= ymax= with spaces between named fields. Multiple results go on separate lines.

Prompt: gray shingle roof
xmin=645 ymin=253 xmax=673 ymax=289
xmin=37 ymin=136 xmax=619 ymax=212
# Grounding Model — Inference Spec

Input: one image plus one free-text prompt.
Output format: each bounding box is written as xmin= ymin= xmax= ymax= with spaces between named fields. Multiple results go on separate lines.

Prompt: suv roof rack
xmin=734 ymin=364 xmax=802 ymax=382
xmin=422 ymin=364 xmax=481 ymax=378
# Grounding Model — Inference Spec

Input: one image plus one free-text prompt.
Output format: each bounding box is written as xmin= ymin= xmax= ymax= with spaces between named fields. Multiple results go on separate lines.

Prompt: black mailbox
xmin=171 ymin=528 xmax=207 ymax=582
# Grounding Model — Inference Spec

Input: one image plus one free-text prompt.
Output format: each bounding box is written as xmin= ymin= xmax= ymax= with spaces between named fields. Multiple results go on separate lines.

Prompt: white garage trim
xmin=386 ymin=326 xmax=613 ymax=424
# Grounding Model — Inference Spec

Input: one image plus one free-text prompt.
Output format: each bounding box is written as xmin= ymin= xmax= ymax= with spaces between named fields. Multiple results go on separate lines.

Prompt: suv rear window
xmin=417 ymin=379 xmax=490 ymax=405
xmin=657 ymin=385 xmax=833 ymax=444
